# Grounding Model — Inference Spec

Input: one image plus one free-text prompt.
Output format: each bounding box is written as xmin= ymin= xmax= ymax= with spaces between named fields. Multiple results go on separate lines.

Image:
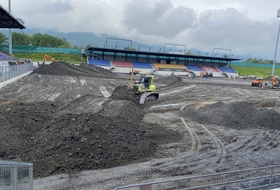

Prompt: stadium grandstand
xmin=86 ymin=46 xmax=241 ymax=78
xmin=0 ymin=4 xmax=25 ymax=60
xmin=0 ymin=5 xmax=33 ymax=83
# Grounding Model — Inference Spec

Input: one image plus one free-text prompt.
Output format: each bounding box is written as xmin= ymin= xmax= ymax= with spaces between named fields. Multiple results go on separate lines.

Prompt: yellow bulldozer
xmin=132 ymin=75 xmax=159 ymax=104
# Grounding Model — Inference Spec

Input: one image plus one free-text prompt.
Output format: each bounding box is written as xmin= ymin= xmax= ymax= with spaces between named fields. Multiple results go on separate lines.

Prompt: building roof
xmin=0 ymin=5 xmax=25 ymax=29
xmin=87 ymin=47 xmax=241 ymax=62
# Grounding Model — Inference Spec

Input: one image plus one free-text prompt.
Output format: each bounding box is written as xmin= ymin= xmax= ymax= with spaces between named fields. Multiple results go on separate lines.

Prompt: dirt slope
xmin=0 ymin=63 xmax=181 ymax=178
xmin=179 ymin=101 xmax=280 ymax=130
xmin=32 ymin=61 xmax=116 ymax=78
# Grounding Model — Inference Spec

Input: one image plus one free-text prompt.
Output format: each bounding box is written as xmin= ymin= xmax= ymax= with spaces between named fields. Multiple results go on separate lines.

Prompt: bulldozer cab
xmin=139 ymin=75 xmax=156 ymax=92
xmin=132 ymin=74 xmax=159 ymax=104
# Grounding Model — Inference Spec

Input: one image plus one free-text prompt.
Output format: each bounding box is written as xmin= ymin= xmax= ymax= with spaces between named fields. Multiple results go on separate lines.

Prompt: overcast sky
xmin=1 ymin=0 xmax=280 ymax=59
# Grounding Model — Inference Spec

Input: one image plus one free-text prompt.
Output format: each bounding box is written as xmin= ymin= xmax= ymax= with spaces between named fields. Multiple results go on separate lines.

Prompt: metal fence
xmin=0 ymin=160 xmax=33 ymax=190
xmin=114 ymin=165 xmax=280 ymax=190
xmin=0 ymin=62 xmax=34 ymax=82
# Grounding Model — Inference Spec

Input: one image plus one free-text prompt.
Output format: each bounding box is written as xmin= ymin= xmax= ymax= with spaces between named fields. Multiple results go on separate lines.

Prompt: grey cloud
xmin=184 ymin=8 xmax=278 ymax=58
xmin=122 ymin=0 xmax=196 ymax=37
xmin=46 ymin=1 xmax=74 ymax=14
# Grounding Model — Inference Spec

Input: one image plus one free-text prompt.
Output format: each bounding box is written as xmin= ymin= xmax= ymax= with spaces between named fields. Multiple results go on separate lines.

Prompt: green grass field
xmin=231 ymin=65 xmax=280 ymax=78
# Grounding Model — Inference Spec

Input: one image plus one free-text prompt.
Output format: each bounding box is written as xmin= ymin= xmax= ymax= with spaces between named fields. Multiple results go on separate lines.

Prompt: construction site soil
xmin=1 ymin=61 xmax=280 ymax=189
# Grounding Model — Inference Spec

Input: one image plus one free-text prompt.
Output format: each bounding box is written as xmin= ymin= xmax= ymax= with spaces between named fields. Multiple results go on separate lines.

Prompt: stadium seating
xmin=132 ymin=62 xmax=153 ymax=69
xmin=186 ymin=65 xmax=202 ymax=71
xmin=112 ymin=61 xmax=133 ymax=68
xmin=199 ymin=66 xmax=220 ymax=72
xmin=153 ymin=63 xmax=187 ymax=70
xmin=0 ymin=51 xmax=10 ymax=60
xmin=218 ymin=67 xmax=237 ymax=73
xmin=88 ymin=58 xmax=111 ymax=66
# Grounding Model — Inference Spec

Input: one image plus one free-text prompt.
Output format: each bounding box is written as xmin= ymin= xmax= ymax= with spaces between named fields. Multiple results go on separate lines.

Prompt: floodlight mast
xmin=271 ymin=8 xmax=280 ymax=77
xmin=9 ymin=0 xmax=12 ymax=56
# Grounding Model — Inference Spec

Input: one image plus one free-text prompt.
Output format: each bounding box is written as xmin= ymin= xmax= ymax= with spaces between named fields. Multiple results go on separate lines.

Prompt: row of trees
xmin=246 ymin=58 xmax=276 ymax=64
xmin=0 ymin=32 xmax=71 ymax=48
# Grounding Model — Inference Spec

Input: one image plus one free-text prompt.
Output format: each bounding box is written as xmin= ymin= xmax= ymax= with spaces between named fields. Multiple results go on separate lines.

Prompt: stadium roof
xmin=0 ymin=5 xmax=25 ymax=29
xmin=87 ymin=47 xmax=241 ymax=62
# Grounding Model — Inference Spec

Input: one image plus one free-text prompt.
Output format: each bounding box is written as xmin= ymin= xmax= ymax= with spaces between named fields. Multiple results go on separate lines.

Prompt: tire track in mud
xmin=198 ymin=123 xmax=226 ymax=163
xmin=179 ymin=102 xmax=226 ymax=161
xmin=180 ymin=118 xmax=201 ymax=153
xmin=227 ymin=130 xmax=280 ymax=154
xmin=149 ymin=102 xmax=227 ymax=176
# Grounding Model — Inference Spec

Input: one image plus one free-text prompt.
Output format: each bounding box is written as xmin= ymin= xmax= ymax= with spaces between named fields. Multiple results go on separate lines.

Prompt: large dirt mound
xmin=155 ymin=75 xmax=183 ymax=86
xmin=33 ymin=61 xmax=116 ymax=78
xmin=179 ymin=101 xmax=280 ymax=130
xmin=0 ymin=100 xmax=142 ymax=177
xmin=0 ymin=98 xmax=181 ymax=178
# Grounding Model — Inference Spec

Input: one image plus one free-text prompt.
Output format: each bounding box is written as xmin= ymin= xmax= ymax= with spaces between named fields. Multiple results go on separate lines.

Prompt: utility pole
xmin=271 ymin=8 xmax=280 ymax=77
xmin=8 ymin=0 xmax=12 ymax=56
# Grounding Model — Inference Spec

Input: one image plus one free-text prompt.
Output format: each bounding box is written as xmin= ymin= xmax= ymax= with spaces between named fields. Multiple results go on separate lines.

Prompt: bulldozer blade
xmin=139 ymin=92 xmax=159 ymax=104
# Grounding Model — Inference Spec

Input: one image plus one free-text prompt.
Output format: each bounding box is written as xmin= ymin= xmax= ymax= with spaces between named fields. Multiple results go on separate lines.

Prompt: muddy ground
xmin=1 ymin=62 xmax=280 ymax=189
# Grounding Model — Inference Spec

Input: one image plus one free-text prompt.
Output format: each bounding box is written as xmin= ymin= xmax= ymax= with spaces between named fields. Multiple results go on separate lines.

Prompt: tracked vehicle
xmin=133 ymin=75 xmax=159 ymax=104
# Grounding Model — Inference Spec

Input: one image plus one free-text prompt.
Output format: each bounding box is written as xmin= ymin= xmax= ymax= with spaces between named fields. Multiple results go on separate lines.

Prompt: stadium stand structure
xmin=0 ymin=51 xmax=10 ymax=60
xmin=153 ymin=63 xmax=188 ymax=76
xmin=185 ymin=65 xmax=202 ymax=71
xmin=85 ymin=47 xmax=241 ymax=78
xmin=218 ymin=67 xmax=238 ymax=73
xmin=218 ymin=66 xmax=238 ymax=78
xmin=0 ymin=5 xmax=25 ymax=29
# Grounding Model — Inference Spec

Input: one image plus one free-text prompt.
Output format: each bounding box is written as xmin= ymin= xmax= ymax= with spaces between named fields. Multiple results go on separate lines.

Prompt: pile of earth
xmin=32 ymin=61 xmax=116 ymax=78
xmin=109 ymin=86 xmax=140 ymax=105
xmin=155 ymin=75 xmax=183 ymax=86
xmin=79 ymin=63 xmax=115 ymax=76
xmin=0 ymin=87 xmax=181 ymax=178
xmin=179 ymin=101 xmax=280 ymax=130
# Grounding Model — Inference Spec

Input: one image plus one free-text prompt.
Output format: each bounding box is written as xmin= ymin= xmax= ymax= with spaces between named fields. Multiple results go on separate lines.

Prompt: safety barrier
xmin=114 ymin=165 xmax=280 ymax=190
xmin=0 ymin=160 xmax=33 ymax=190
xmin=0 ymin=62 xmax=34 ymax=82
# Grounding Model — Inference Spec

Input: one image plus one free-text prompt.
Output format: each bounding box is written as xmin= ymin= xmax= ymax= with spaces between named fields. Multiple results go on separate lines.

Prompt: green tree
xmin=30 ymin=33 xmax=43 ymax=46
xmin=124 ymin=46 xmax=136 ymax=51
xmin=0 ymin=32 xmax=8 ymax=45
xmin=30 ymin=33 xmax=70 ymax=47
xmin=12 ymin=32 xmax=30 ymax=45
xmin=246 ymin=58 xmax=275 ymax=64
xmin=185 ymin=51 xmax=193 ymax=55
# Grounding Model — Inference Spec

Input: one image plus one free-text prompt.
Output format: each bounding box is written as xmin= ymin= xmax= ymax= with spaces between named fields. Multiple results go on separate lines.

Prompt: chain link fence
xmin=0 ymin=160 xmax=33 ymax=190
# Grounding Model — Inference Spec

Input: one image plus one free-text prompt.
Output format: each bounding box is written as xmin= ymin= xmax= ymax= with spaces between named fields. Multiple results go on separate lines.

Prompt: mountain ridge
xmin=0 ymin=28 xmax=253 ymax=60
